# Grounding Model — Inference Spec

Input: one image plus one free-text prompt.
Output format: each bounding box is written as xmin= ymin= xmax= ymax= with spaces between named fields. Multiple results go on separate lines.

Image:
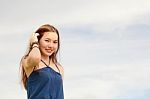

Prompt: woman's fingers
xmin=29 ymin=33 xmax=39 ymax=45
xmin=35 ymin=33 xmax=39 ymax=37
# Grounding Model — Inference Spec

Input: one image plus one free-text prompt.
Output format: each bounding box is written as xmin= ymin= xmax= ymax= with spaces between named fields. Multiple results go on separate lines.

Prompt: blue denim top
xmin=26 ymin=60 xmax=64 ymax=99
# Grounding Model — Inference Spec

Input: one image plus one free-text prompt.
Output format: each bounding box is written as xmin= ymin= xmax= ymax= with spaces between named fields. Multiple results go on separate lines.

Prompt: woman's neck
xmin=41 ymin=56 xmax=49 ymax=63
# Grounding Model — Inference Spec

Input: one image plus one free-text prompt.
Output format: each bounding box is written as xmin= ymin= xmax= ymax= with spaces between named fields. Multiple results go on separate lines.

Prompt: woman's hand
xmin=29 ymin=33 xmax=39 ymax=45
xmin=24 ymin=33 xmax=40 ymax=57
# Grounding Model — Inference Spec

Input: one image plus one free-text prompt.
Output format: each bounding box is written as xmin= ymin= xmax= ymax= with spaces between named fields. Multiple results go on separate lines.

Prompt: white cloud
xmin=0 ymin=0 xmax=150 ymax=99
xmin=63 ymin=63 xmax=150 ymax=99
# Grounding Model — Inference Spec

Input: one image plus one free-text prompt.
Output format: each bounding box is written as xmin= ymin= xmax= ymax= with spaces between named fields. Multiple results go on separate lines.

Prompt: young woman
xmin=20 ymin=24 xmax=64 ymax=99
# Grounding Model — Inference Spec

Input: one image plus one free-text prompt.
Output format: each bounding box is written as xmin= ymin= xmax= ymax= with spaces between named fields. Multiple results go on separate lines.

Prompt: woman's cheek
xmin=55 ymin=45 xmax=58 ymax=50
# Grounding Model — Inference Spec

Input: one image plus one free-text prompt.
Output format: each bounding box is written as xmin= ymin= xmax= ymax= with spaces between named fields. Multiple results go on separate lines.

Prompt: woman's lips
xmin=46 ymin=49 xmax=53 ymax=53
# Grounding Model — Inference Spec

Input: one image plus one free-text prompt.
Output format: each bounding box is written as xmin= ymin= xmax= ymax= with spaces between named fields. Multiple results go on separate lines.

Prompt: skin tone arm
xmin=22 ymin=33 xmax=41 ymax=77
xmin=60 ymin=66 xmax=64 ymax=80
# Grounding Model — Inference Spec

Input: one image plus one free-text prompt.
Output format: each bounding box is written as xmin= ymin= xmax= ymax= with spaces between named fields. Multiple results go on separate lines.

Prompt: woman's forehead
xmin=42 ymin=32 xmax=58 ymax=40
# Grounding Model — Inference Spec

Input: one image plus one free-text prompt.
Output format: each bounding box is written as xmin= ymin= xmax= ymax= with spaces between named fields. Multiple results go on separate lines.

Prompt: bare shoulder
xmin=57 ymin=64 xmax=64 ymax=79
xmin=58 ymin=64 xmax=64 ymax=71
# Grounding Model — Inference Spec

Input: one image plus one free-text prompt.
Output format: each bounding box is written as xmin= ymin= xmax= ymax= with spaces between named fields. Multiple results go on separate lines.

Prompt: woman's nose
xmin=48 ymin=42 xmax=53 ymax=48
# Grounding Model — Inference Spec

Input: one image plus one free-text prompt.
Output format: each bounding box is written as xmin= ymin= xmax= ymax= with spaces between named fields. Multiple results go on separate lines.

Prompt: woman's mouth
xmin=45 ymin=49 xmax=53 ymax=53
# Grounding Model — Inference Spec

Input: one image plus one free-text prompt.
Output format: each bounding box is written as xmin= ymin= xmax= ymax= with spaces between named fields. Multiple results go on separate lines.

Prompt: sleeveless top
xmin=26 ymin=60 xmax=64 ymax=99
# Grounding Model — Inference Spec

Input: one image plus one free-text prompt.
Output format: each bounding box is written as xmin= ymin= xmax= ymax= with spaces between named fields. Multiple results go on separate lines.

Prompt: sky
xmin=0 ymin=0 xmax=150 ymax=99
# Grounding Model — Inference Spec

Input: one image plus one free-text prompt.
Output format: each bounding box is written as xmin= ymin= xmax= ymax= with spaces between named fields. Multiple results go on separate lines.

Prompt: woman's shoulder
xmin=57 ymin=64 xmax=64 ymax=73
xmin=57 ymin=63 xmax=63 ymax=68
xmin=57 ymin=63 xmax=64 ymax=79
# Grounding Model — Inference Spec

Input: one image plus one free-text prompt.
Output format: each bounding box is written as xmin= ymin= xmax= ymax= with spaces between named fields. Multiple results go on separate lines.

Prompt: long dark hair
xmin=20 ymin=24 xmax=60 ymax=89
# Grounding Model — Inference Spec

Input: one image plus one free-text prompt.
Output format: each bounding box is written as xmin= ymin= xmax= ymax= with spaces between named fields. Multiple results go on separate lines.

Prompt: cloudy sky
xmin=0 ymin=0 xmax=150 ymax=99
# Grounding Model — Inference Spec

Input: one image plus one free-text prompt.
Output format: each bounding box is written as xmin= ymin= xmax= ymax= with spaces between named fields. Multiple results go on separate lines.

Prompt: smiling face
xmin=39 ymin=32 xmax=58 ymax=57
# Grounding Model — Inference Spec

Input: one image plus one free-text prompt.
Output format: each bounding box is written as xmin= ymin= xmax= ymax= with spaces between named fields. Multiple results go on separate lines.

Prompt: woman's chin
xmin=46 ymin=52 xmax=54 ymax=56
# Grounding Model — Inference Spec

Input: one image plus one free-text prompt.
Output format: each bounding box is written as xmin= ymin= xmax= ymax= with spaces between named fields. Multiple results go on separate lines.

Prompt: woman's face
xmin=39 ymin=32 xmax=58 ymax=57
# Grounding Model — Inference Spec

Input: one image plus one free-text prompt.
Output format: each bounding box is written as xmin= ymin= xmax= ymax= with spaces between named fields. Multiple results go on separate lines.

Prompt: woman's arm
xmin=21 ymin=33 xmax=41 ymax=76
xmin=22 ymin=44 xmax=41 ymax=69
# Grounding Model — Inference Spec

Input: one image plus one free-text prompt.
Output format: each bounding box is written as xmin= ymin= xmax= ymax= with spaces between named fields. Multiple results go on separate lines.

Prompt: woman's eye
xmin=45 ymin=40 xmax=49 ymax=42
xmin=54 ymin=41 xmax=58 ymax=44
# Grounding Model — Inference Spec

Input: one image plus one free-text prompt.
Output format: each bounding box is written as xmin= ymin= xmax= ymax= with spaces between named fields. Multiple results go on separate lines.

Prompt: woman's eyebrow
xmin=45 ymin=38 xmax=58 ymax=41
